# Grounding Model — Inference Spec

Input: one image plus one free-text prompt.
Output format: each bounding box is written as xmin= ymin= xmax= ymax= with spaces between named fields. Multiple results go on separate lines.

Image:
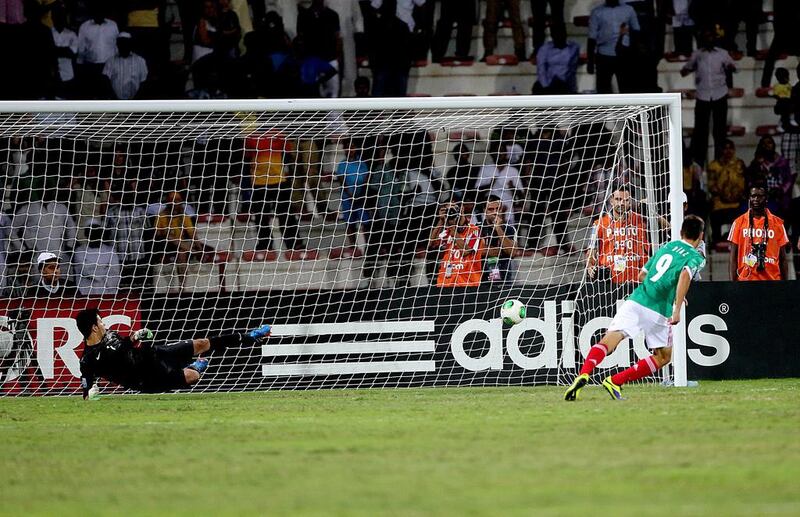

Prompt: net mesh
xmin=0 ymin=100 xmax=677 ymax=395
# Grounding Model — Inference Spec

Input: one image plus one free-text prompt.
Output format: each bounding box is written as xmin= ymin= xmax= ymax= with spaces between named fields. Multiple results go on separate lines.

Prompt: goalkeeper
xmin=76 ymin=308 xmax=271 ymax=399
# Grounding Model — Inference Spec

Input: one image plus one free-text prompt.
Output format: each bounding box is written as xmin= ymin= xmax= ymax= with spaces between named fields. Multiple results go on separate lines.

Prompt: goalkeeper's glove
xmin=133 ymin=328 xmax=154 ymax=341
xmin=87 ymin=385 xmax=101 ymax=401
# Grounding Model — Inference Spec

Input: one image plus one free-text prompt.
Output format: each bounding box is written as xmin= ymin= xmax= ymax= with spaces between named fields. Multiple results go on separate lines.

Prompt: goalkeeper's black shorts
xmin=138 ymin=340 xmax=196 ymax=393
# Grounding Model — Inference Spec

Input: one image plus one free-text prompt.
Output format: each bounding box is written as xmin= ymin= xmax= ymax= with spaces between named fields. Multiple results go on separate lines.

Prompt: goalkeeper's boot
xmin=187 ymin=358 xmax=209 ymax=374
xmin=248 ymin=324 xmax=272 ymax=342
xmin=564 ymin=373 xmax=589 ymax=401
xmin=602 ymin=377 xmax=624 ymax=401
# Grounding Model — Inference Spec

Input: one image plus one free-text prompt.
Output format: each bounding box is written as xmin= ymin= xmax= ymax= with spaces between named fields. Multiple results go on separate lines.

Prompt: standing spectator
xmin=760 ymin=0 xmax=800 ymax=88
xmin=681 ymin=28 xmax=736 ymax=166
xmin=354 ymin=76 xmax=371 ymax=97
xmin=361 ymin=0 xmax=415 ymax=96
xmin=292 ymin=35 xmax=337 ymax=98
xmin=51 ymin=5 xmax=78 ymax=95
xmin=103 ymin=32 xmax=148 ymax=100
xmin=429 ymin=202 xmax=484 ymax=287
xmin=476 ymin=138 xmax=524 ymax=226
xmin=72 ymin=223 xmax=122 ymax=296
xmin=10 ymin=187 xmax=77 ymax=255
xmin=707 ymin=139 xmax=746 ymax=245
xmin=669 ymin=0 xmax=695 ymax=56
xmin=191 ymin=0 xmax=219 ymax=93
xmin=728 ymin=185 xmax=790 ymax=281
xmin=16 ymin=0 xmax=57 ymax=100
xmin=772 ymin=68 xmax=796 ymax=131
xmin=745 ymin=136 xmax=796 ymax=217
xmin=245 ymin=132 xmax=313 ymax=260
xmin=126 ymin=0 xmax=168 ymax=72
xmin=531 ymin=0 xmax=565 ymax=55
xmin=532 ymin=24 xmax=579 ymax=94
xmin=482 ymin=0 xmax=525 ymax=61
xmin=176 ymin=0 xmax=202 ymax=63
xmin=297 ymin=0 xmax=343 ymax=98
xmin=587 ymin=0 xmax=639 ymax=94
xmin=446 ymin=144 xmax=480 ymax=202
xmin=431 ymin=0 xmax=475 ymax=62
xmin=27 ymin=252 xmax=79 ymax=299
xmin=76 ymin=3 xmax=119 ymax=76
xmin=585 ymin=187 xmax=650 ymax=294
xmin=682 ymin=143 xmax=708 ymax=218
xmin=480 ymin=195 xmax=518 ymax=283
xmin=217 ymin=0 xmax=242 ymax=59
xmin=334 ymin=138 xmax=371 ymax=258
xmin=721 ymin=0 xmax=762 ymax=57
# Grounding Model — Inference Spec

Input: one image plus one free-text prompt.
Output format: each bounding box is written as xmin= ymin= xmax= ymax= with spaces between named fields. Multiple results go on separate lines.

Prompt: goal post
xmin=0 ymin=94 xmax=687 ymax=396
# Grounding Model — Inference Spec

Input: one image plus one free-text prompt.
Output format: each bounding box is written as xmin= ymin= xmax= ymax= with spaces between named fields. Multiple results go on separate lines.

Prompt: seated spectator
xmin=72 ymin=224 xmax=122 ymax=296
xmin=334 ymin=138 xmax=371 ymax=258
xmin=482 ymin=0 xmax=525 ymax=61
xmin=5 ymin=250 xmax=35 ymax=299
xmin=446 ymin=144 xmax=480 ymax=202
xmin=28 ymin=252 xmax=79 ymax=299
xmin=480 ymin=195 xmax=518 ymax=284
xmin=746 ymin=137 xmax=796 ymax=217
xmin=707 ymin=139 xmax=746 ymax=245
xmin=217 ymin=0 xmax=242 ymax=59
xmin=297 ymin=0 xmax=342 ymax=98
xmin=10 ymin=187 xmax=77 ymax=255
xmin=293 ymin=35 xmax=337 ymax=98
xmin=354 ymin=76 xmax=370 ymax=97
xmin=772 ymin=67 xmax=796 ymax=131
xmin=0 ymin=212 xmax=11 ymax=295
xmin=476 ymin=141 xmax=523 ymax=226
xmin=431 ymin=0 xmax=474 ymax=62
xmin=193 ymin=0 xmax=218 ymax=65
xmin=429 ymin=201 xmax=484 ymax=287
xmin=532 ymin=24 xmax=579 ymax=95
xmin=103 ymin=32 xmax=148 ymax=100
xmin=105 ymin=184 xmax=149 ymax=288
xmin=51 ymin=5 xmax=78 ymax=96
xmin=155 ymin=191 xmax=214 ymax=265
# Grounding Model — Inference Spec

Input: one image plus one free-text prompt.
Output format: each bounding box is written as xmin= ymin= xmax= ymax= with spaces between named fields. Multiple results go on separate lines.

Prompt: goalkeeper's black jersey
xmin=79 ymin=331 xmax=148 ymax=395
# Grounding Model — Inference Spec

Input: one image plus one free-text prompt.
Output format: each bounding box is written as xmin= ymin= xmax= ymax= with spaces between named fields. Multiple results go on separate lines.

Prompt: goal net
xmin=0 ymin=96 xmax=684 ymax=396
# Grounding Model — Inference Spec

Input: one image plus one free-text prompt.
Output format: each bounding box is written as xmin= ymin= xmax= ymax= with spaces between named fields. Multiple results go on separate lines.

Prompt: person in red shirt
xmin=430 ymin=202 xmax=484 ymax=287
xmin=728 ymin=185 xmax=790 ymax=281
xmin=586 ymin=187 xmax=651 ymax=290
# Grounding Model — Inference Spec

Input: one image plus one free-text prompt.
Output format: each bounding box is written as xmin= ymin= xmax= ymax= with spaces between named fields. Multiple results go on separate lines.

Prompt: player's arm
xmin=669 ymin=269 xmax=692 ymax=325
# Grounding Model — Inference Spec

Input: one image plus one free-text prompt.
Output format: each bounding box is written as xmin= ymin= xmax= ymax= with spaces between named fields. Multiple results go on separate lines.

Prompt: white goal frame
xmin=0 ymin=93 xmax=686 ymax=388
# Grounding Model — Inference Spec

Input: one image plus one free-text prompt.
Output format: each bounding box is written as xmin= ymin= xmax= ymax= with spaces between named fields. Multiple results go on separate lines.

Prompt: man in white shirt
xmin=77 ymin=6 xmax=119 ymax=74
xmin=51 ymin=5 xmax=78 ymax=85
xmin=72 ymin=224 xmax=122 ymax=296
xmin=103 ymin=32 xmax=148 ymax=100
xmin=476 ymin=148 xmax=523 ymax=226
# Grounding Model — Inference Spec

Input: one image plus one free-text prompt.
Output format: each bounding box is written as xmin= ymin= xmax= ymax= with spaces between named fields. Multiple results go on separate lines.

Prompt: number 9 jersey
xmin=628 ymin=240 xmax=706 ymax=318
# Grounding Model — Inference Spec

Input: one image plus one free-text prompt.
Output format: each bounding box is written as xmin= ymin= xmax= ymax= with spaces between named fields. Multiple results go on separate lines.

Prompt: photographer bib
xmin=727 ymin=209 xmax=790 ymax=281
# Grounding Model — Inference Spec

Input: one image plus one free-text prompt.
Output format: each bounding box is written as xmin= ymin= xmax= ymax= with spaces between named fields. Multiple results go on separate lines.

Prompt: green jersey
xmin=629 ymin=240 xmax=706 ymax=317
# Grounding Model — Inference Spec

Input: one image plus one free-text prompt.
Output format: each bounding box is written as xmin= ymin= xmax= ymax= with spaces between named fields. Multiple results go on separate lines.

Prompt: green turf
xmin=1 ymin=379 xmax=798 ymax=516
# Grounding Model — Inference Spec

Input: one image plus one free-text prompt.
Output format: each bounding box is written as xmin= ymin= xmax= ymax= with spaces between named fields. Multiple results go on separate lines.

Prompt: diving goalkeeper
xmin=76 ymin=308 xmax=271 ymax=399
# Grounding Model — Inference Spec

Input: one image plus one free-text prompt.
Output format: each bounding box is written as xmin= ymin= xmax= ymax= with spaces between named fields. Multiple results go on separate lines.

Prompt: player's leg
xmin=602 ymin=314 xmax=673 ymax=400
xmin=564 ymin=330 xmax=625 ymax=401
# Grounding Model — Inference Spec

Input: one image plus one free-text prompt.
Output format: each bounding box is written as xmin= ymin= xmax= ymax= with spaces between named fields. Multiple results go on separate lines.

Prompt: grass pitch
xmin=1 ymin=379 xmax=798 ymax=516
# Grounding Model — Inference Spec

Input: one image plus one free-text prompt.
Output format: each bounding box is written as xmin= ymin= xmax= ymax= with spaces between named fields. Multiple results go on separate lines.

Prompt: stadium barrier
xmin=2 ymin=281 xmax=793 ymax=395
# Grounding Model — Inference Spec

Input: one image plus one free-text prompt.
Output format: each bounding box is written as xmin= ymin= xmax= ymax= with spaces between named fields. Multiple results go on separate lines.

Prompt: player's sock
xmin=579 ymin=343 xmax=608 ymax=376
xmin=209 ymin=333 xmax=256 ymax=352
xmin=610 ymin=355 xmax=660 ymax=386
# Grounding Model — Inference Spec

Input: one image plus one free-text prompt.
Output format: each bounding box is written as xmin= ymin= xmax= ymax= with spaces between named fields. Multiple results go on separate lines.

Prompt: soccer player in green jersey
xmin=565 ymin=215 xmax=706 ymax=401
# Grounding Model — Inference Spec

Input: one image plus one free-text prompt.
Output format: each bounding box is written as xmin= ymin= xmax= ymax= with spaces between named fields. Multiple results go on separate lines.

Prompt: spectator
xmin=10 ymin=187 xmax=77 ymax=255
xmin=245 ymin=132 xmax=314 ymax=260
xmin=354 ymin=76 xmax=370 ymax=97
xmin=585 ymin=187 xmax=650 ymax=293
xmin=216 ymin=0 xmax=242 ymax=59
xmin=293 ymin=35 xmax=337 ymax=98
xmin=51 ymin=5 xmax=78 ymax=95
xmin=28 ymin=252 xmax=79 ymax=298
xmin=669 ymin=0 xmax=695 ymax=56
xmin=532 ymin=23 xmax=579 ymax=94
xmin=721 ymin=0 xmax=762 ymax=57
xmin=707 ymin=139 xmax=746 ymax=245
xmin=126 ymin=0 xmax=168 ymax=72
xmin=745 ymin=136 xmax=795 ymax=217
xmin=192 ymin=0 xmax=218 ymax=65
xmin=176 ymin=0 xmax=202 ymax=63
xmin=681 ymin=28 xmax=736 ymax=166
xmin=334 ymin=138 xmax=371 ymax=258
xmin=361 ymin=0 xmax=415 ymax=96
xmin=587 ymin=0 xmax=639 ymax=94
xmin=76 ymin=3 xmax=119 ymax=76
xmin=429 ymin=201 xmax=484 ymax=287
xmin=154 ymin=191 xmax=214 ymax=266
xmin=431 ymin=0 xmax=474 ymax=62
xmin=531 ymin=0 xmax=565 ymax=55
xmin=5 ymin=250 xmax=35 ymax=299
xmin=728 ymin=185 xmax=790 ymax=281
xmin=772 ymin=67 xmax=796 ymax=131
xmin=72 ymin=223 xmax=122 ymax=296
xmin=297 ymin=0 xmax=343 ymax=98
xmin=0 ymin=0 xmax=24 ymax=25
xmin=682 ymin=143 xmax=708 ymax=218
xmin=480 ymin=195 xmax=518 ymax=283
xmin=446 ymin=144 xmax=480 ymax=202
xmin=103 ymin=32 xmax=148 ymax=100
xmin=760 ymin=0 xmax=800 ymax=88
xmin=784 ymin=62 xmax=800 ymax=175
xmin=105 ymin=184 xmax=149 ymax=288
xmin=16 ymin=0 xmax=57 ymax=100
xmin=0 ymin=212 xmax=11 ymax=294
xmin=476 ymin=139 xmax=524 ymax=226
xmin=482 ymin=0 xmax=525 ymax=61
